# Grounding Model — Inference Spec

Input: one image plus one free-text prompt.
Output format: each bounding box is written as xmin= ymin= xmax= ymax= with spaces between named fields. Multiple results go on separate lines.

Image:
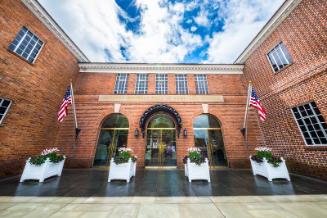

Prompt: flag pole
xmin=70 ymin=81 xmax=80 ymax=140
xmin=242 ymin=81 xmax=252 ymax=147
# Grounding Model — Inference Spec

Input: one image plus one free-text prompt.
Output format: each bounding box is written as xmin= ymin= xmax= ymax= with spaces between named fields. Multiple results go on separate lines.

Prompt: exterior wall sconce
xmin=183 ymin=128 xmax=187 ymax=137
xmin=134 ymin=128 xmax=139 ymax=137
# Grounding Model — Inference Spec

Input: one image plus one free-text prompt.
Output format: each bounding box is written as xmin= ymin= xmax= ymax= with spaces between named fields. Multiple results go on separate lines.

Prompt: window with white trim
xmin=176 ymin=74 xmax=188 ymax=94
xmin=156 ymin=74 xmax=168 ymax=94
xmin=292 ymin=102 xmax=327 ymax=146
xmin=8 ymin=27 xmax=44 ymax=63
xmin=195 ymin=74 xmax=208 ymax=94
xmin=135 ymin=74 xmax=148 ymax=94
xmin=267 ymin=42 xmax=292 ymax=72
xmin=114 ymin=74 xmax=129 ymax=94
xmin=0 ymin=98 xmax=12 ymax=125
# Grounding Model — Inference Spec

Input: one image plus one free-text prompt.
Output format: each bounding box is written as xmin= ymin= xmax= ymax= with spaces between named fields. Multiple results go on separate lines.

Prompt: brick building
xmin=0 ymin=0 xmax=326 ymax=179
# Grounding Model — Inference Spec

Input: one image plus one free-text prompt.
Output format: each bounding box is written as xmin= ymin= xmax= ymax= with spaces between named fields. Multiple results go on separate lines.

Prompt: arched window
xmin=193 ymin=114 xmax=227 ymax=166
xmin=94 ymin=114 xmax=129 ymax=166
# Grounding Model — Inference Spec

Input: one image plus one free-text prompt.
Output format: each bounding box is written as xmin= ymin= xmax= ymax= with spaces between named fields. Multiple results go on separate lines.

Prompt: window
xmin=156 ymin=74 xmax=168 ymax=94
xmin=267 ymin=42 xmax=292 ymax=72
xmin=0 ymin=98 xmax=12 ymax=124
xmin=176 ymin=74 xmax=188 ymax=94
xmin=8 ymin=27 xmax=44 ymax=63
xmin=292 ymin=102 xmax=327 ymax=146
xmin=114 ymin=74 xmax=129 ymax=94
xmin=195 ymin=74 xmax=208 ymax=94
xmin=135 ymin=74 xmax=148 ymax=94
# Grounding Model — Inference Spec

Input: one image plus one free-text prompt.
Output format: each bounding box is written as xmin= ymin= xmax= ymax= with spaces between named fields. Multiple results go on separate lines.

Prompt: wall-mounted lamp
xmin=134 ymin=128 xmax=139 ymax=137
xmin=183 ymin=128 xmax=187 ymax=137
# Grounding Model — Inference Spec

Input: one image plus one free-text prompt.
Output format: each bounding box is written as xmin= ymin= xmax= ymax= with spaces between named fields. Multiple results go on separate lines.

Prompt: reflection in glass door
xmin=94 ymin=114 xmax=129 ymax=166
xmin=193 ymin=114 xmax=227 ymax=166
xmin=145 ymin=114 xmax=176 ymax=166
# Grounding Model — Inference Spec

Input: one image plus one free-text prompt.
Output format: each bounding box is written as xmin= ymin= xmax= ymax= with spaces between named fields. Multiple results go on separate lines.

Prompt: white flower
xmin=119 ymin=147 xmax=132 ymax=152
xmin=187 ymin=147 xmax=201 ymax=152
xmin=41 ymin=147 xmax=60 ymax=155
xmin=255 ymin=147 xmax=271 ymax=152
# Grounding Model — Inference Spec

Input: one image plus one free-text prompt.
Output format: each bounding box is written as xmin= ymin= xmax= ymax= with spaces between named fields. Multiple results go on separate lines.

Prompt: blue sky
xmin=39 ymin=0 xmax=284 ymax=63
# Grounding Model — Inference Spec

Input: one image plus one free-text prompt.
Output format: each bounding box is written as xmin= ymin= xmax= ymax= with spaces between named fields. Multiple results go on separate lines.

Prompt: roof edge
xmin=78 ymin=63 xmax=244 ymax=74
xmin=21 ymin=0 xmax=90 ymax=62
xmin=234 ymin=0 xmax=302 ymax=64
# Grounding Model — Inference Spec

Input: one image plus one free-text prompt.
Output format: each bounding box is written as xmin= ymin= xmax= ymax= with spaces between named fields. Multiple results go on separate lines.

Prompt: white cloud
xmin=206 ymin=0 xmax=284 ymax=63
xmin=39 ymin=0 xmax=284 ymax=63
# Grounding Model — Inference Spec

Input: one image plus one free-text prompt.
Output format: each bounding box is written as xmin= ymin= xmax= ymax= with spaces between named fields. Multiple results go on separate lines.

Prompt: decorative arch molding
xmin=139 ymin=104 xmax=182 ymax=137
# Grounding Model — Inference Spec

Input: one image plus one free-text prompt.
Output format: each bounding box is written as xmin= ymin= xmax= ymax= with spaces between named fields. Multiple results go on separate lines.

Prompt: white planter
xmin=108 ymin=158 xmax=136 ymax=183
xmin=20 ymin=157 xmax=66 ymax=183
xmin=250 ymin=156 xmax=290 ymax=181
xmin=185 ymin=158 xmax=210 ymax=182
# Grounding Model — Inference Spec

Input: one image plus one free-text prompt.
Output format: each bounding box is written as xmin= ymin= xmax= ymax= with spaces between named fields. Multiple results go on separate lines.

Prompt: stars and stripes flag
xmin=57 ymin=86 xmax=72 ymax=122
xmin=249 ymin=87 xmax=267 ymax=121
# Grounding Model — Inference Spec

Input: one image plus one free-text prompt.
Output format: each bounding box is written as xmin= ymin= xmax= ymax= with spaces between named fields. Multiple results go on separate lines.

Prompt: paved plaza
xmin=0 ymin=169 xmax=327 ymax=217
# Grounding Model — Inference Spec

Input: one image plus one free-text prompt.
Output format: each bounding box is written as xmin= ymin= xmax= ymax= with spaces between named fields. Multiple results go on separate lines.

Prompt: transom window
xmin=195 ymin=74 xmax=208 ymax=94
xmin=292 ymin=102 xmax=327 ymax=146
xmin=176 ymin=74 xmax=188 ymax=94
xmin=8 ymin=27 xmax=44 ymax=63
xmin=135 ymin=74 xmax=148 ymax=94
xmin=114 ymin=74 xmax=129 ymax=94
xmin=156 ymin=74 xmax=168 ymax=94
xmin=0 ymin=98 xmax=12 ymax=125
xmin=267 ymin=42 xmax=292 ymax=72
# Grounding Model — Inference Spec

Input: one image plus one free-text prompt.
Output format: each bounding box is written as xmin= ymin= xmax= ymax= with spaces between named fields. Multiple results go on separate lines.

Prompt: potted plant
xmin=20 ymin=148 xmax=66 ymax=183
xmin=250 ymin=146 xmax=290 ymax=181
xmin=184 ymin=147 xmax=210 ymax=182
xmin=108 ymin=147 xmax=137 ymax=183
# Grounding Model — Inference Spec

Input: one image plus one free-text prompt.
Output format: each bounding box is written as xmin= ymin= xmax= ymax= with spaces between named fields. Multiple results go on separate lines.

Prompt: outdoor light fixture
xmin=134 ymin=128 xmax=139 ymax=137
xmin=183 ymin=128 xmax=187 ymax=137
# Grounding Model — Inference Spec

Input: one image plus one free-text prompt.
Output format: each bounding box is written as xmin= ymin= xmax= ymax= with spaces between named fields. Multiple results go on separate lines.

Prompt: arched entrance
xmin=193 ymin=114 xmax=227 ymax=166
xmin=140 ymin=104 xmax=182 ymax=167
xmin=93 ymin=114 xmax=129 ymax=166
xmin=145 ymin=114 xmax=176 ymax=166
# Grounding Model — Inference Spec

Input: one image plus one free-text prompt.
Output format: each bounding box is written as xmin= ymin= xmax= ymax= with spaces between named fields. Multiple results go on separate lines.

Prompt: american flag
xmin=57 ymin=87 xmax=72 ymax=122
xmin=250 ymin=87 xmax=266 ymax=121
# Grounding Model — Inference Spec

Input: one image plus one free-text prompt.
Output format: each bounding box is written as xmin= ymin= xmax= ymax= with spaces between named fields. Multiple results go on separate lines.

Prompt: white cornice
xmin=234 ymin=0 xmax=302 ymax=64
xmin=21 ymin=0 xmax=89 ymax=62
xmin=78 ymin=63 xmax=244 ymax=74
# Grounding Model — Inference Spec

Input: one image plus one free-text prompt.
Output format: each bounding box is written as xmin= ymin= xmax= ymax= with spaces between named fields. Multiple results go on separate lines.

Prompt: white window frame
xmin=114 ymin=73 xmax=129 ymax=94
xmin=195 ymin=74 xmax=208 ymax=94
xmin=8 ymin=26 xmax=44 ymax=64
xmin=291 ymin=102 xmax=327 ymax=146
xmin=135 ymin=74 xmax=148 ymax=94
xmin=176 ymin=74 xmax=188 ymax=95
xmin=267 ymin=42 xmax=292 ymax=73
xmin=156 ymin=74 xmax=168 ymax=94
xmin=0 ymin=98 xmax=12 ymax=125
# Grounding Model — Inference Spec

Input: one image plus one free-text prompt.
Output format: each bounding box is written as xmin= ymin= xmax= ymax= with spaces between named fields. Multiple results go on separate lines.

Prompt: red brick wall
xmin=0 ymin=0 xmax=79 ymax=176
xmin=242 ymin=0 xmax=327 ymax=179
xmin=56 ymin=72 xmax=262 ymax=169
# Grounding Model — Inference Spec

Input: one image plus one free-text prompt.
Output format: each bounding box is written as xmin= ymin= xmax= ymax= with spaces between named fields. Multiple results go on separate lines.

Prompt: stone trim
xmin=98 ymin=95 xmax=224 ymax=103
xmin=234 ymin=0 xmax=302 ymax=64
xmin=21 ymin=0 xmax=89 ymax=62
xmin=78 ymin=63 xmax=244 ymax=74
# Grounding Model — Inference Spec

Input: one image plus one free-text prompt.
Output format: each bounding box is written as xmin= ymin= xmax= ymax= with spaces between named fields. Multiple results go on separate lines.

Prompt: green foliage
xmin=253 ymin=150 xmax=282 ymax=167
xmin=29 ymin=155 xmax=46 ymax=166
xmin=255 ymin=150 xmax=272 ymax=160
xmin=188 ymin=151 xmax=205 ymax=165
xmin=46 ymin=152 xmax=64 ymax=163
xmin=267 ymin=156 xmax=282 ymax=167
xmin=113 ymin=150 xmax=137 ymax=164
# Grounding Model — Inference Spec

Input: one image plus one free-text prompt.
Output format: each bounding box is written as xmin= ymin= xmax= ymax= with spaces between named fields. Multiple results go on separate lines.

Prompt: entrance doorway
xmin=193 ymin=114 xmax=227 ymax=166
xmin=93 ymin=114 xmax=129 ymax=166
xmin=145 ymin=114 xmax=176 ymax=166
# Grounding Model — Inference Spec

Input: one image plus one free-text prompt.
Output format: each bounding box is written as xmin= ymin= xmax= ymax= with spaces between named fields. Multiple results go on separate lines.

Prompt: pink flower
xmin=41 ymin=147 xmax=60 ymax=155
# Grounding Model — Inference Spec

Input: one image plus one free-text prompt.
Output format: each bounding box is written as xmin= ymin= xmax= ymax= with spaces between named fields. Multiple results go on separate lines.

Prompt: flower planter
xmin=250 ymin=156 xmax=290 ymax=181
xmin=20 ymin=157 xmax=66 ymax=183
xmin=108 ymin=158 xmax=136 ymax=183
xmin=185 ymin=158 xmax=210 ymax=182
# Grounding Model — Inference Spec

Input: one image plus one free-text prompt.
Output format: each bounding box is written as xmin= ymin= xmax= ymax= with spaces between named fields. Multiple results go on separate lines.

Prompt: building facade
xmin=0 ymin=0 xmax=326 ymax=179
